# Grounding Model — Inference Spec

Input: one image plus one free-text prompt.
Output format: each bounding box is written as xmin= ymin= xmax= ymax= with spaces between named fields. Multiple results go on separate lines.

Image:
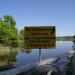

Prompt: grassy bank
xmin=0 ymin=44 xmax=19 ymax=68
xmin=0 ymin=44 xmax=10 ymax=55
xmin=0 ymin=44 xmax=20 ymax=54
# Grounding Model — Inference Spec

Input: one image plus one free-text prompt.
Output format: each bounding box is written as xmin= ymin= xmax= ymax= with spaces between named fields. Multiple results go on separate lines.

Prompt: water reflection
xmin=72 ymin=35 xmax=75 ymax=50
xmin=16 ymin=51 xmax=26 ymax=67
xmin=0 ymin=41 xmax=73 ymax=70
xmin=21 ymin=48 xmax=32 ymax=54
xmin=16 ymin=49 xmax=38 ymax=67
xmin=0 ymin=48 xmax=18 ymax=70
xmin=16 ymin=42 xmax=73 ymax=67
xmin=72 ymin=43 xmax=75 ymax=50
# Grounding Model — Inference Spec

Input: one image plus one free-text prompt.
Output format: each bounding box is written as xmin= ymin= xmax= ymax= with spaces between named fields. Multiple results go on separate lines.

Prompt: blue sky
xmin=0 ymin=0 xmax=75 ymax=36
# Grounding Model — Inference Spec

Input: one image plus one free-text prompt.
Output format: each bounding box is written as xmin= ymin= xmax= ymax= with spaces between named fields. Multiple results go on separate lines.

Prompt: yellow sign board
xmin=24 ymin=26 xmax=56 ymax=49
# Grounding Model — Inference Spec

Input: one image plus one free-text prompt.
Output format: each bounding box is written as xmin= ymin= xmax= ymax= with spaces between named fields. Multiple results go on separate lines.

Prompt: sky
xmin=0 ymin=0 xmax=75 ymax=36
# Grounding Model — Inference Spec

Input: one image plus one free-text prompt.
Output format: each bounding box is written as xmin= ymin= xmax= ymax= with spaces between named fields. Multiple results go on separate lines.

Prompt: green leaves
xmin=0 ymin=15 xmax=20 ymax=47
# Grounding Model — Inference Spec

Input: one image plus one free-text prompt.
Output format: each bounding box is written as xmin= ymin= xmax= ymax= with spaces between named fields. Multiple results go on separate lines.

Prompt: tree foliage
xmin=19 ymin=29 xmax=24 ymax=40
xmin=0 ymin=15 xmax=20 ymax=47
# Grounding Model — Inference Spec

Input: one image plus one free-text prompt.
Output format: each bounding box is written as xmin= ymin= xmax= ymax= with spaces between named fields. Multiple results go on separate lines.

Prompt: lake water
xmin=16 ymin=41 xmax=73 ymax=67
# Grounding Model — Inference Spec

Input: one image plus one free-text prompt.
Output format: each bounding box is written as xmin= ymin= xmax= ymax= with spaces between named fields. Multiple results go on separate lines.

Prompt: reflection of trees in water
xmin=20 ymin=45 xmax=32 ymax=54
xmin=25 ymin=49 xmax=32 ymax=54
xmin=0 ymin=48 xmax=18 ymax=68
xmin=21 ymin=48 xmax=32 ymax=54
xmin=20 ymin=39 xmax=32 ymax=54
xmin=72 ymin=43 xmax=75 ymax=50
xmin=72 ymin=35 xmax=75 ymax=50
xmin=73 ymin=35 xmax=75 ymax=43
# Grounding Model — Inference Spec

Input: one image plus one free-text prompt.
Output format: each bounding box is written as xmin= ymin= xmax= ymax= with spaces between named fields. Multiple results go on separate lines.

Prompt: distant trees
xmin=19 ymin=29 xmax=24 ymax=40
xmin=56 ymin=36 xmax=73 ymax=41
xmin=0 ymin=15 xmax=20 ymax=47
xmin=73 ymin=35 xmax=75 ymax=43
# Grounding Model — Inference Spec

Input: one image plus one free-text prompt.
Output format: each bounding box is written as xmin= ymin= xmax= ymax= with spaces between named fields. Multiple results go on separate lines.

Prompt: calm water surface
xmin=16 ymin=41 xmax=73 ymax=67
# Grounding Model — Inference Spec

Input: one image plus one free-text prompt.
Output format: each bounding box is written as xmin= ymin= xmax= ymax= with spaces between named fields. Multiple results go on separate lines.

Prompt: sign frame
xmin=24 ymin=26 xmax=56 ymax=49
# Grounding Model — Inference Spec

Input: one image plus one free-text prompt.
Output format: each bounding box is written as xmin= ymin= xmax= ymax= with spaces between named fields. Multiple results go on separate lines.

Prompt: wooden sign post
xmin=24 ymin=26 xmax=56 ymax=62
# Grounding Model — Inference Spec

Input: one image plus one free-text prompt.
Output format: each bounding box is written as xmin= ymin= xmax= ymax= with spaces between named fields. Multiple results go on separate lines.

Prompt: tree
xmin=19 ymin=29 xmax=24 ymax=40
xmin=0 ymin=19 xmax=4 ymax=43
xmin=3 ymin=15 xmax=16 ymax=27
xmin=0 ymin=15 xmax=20 ymax=47
xmin=73 ymin=35 xmax=75 ymax=43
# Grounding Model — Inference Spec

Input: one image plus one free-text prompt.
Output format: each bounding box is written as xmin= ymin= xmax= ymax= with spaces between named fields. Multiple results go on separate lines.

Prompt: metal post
xmin=39 ymin=48 xmax=41 ymax=62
